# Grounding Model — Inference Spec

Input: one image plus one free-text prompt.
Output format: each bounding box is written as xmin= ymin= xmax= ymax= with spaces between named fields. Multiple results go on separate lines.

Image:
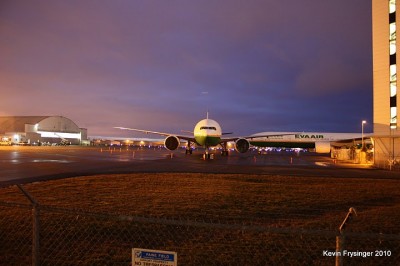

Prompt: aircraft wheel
xmin=203 ymin=153 xmax=212 ymax=160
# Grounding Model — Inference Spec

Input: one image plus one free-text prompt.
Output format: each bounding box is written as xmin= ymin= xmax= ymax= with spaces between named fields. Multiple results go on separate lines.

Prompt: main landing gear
xmin=185 ymin=141 xmax=193 ymax=155
xmin=202 ymin=143 xmax=229 ymax=160
xmin=220 ymin=142 xmax=229 ymax=156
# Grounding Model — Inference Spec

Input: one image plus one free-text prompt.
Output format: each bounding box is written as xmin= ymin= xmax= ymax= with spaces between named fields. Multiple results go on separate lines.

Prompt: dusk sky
xmin=1 ymin=0 xmax=372 ymax=137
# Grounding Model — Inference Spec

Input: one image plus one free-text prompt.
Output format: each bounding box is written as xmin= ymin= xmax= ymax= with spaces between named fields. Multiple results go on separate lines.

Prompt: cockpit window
xmin=200 ymin=126 xmax=217 ymax=130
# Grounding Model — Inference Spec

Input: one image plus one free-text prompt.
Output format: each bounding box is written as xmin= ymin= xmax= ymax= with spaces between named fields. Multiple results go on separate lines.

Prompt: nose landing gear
xmin=202 ymin=147 xmax=214 ymax=160
xmin=185 ymin=141 xmax=193 ymax=155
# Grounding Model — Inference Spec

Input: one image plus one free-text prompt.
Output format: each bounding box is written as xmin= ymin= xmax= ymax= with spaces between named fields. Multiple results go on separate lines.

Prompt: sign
xmin=132 ymin=248 xmax=177 ymax=266
xmin=295 ymin=134 xmax=324 ymax=139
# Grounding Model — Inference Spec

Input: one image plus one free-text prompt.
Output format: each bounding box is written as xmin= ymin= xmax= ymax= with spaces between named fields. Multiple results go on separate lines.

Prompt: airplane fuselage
xmin=249 ymin=132 xmax=363 ymax=143
xmin=193 ymin=118 xmax=222 ymax=147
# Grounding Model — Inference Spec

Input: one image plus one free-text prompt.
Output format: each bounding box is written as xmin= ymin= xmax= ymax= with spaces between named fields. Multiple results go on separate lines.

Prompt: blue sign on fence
xmin=132 ymin=248 xmax=177 ymax=266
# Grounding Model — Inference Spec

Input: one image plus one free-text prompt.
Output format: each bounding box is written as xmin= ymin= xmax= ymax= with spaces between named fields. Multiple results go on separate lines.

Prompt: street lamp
xmin=361 ymin=120 xmax=367 ymax=150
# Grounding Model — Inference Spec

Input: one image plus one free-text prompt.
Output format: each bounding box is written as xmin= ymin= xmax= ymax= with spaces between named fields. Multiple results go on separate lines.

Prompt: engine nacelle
xmin=235 ymin=138 xmax=250 ymax=153
xmin=315 ymin=141 xmax=331 ymax=153
xmin=164 ymin=136 xmax=180 ymax=151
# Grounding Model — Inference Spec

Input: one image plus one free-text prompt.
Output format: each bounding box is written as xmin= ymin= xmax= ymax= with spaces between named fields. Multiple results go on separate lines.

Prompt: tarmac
xmin=0 ymin=145 xmax=398 ymax=187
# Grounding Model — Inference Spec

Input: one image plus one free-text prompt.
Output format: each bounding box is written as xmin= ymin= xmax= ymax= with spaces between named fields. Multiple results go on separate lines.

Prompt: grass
xmin=1 ymin=173 xmax=399 ymax=233
xmin=1 ymin=173 xmax=400 ymax=265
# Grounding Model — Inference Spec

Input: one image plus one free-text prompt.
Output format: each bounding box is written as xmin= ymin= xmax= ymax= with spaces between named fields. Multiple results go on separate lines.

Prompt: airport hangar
xmin=0 ymin=116 xmax=87 ymax=145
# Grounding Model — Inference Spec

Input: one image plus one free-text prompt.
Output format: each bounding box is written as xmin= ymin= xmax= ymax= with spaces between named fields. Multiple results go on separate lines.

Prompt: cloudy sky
xmin=0 ymin=0 xmax=372 ymax=137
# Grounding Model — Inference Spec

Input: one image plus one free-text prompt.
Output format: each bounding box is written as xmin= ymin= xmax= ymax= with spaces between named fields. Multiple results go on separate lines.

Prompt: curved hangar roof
xmin=0 ymin=116 xmax=81 ymax=133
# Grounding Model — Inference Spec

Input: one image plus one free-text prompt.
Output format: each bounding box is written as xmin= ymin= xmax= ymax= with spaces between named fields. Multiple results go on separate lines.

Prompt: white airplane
xmin=115 ymin=114 xmax=370 ymax=157
xmin=248 ymin=132 xmax=370 ymax=153
xmin=115 ymin=113 xmax=262 ymax=159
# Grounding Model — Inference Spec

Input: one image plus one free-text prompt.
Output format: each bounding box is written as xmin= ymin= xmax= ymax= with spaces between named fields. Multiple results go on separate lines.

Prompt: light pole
xmin=361 ymin=120 xmax=367 ymax=150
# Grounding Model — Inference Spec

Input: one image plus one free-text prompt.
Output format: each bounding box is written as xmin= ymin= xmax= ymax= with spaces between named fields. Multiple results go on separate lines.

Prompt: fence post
xmin=335 ymin=234 xmax=344 ymax=266
xmin=336 ymin=207 xmax=357 ymax=266
xmin=17 ymin=185 xmax=40 ymax=266
xmin=32 ymin=204 xmax=40 ymax=266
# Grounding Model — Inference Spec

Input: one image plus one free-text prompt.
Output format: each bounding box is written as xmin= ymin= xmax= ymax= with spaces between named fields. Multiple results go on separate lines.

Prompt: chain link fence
xmin=1 ymin=185 xmax=400 ymax=265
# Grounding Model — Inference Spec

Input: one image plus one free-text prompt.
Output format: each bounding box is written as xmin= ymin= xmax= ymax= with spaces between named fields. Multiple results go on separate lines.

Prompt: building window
xmin=390 ymin=11 xmax=396 ymax=23
xmin=390 ymin=53 xmax=396 ymax=64
xmin=390 ymin=107 xmax=397 ymax=128
xmin=389 ymin=0 xmax=397 ymax=128
xmin=390 ymin=0 xmax=396 ymax=13
xmin=391 ymin=82 xmax=397 ymax=96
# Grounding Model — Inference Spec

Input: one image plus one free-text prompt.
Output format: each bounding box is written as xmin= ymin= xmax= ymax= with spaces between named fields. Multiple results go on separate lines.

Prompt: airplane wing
xmin=113 ymin=127 xmax=196 ymax=142
xmin=246 ymin=133 xmax=297 ymax=140
xmin=220 ymin=133 xmax=297 ymax=142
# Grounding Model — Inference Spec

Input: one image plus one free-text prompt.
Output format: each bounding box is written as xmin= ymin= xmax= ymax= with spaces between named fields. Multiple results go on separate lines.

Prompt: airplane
xmin=115 ymin=113 xmax=270 ymax=159
xmin=248 ymin=132 xmax=371 ymax=153
xmin=115 ymin=114 xmax=371 ymax=158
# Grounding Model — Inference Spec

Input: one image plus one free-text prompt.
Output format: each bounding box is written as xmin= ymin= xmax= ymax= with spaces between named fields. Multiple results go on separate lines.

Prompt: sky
xmin=0 ymin=0 xmax=372 ymax=137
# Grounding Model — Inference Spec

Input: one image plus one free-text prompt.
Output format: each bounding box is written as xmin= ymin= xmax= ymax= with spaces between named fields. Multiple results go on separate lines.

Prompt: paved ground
xmin=0 ymin=145 xmax=398 ymax=187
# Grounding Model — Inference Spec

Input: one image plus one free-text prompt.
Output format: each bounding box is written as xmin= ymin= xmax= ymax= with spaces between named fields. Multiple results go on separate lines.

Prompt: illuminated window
xmin=391 ymin=82 xmax=397 ymax=96
xmin=390 ymin=107 xmax=397 ymax=125
xmin=390 ymin=40 xmax=397 ymax=55
xmin=390 ymin=0 xmax=396 ymax=14
xmin=389 ymin=0 xmax=397 ymax=129
xmin=390 ymin=64 xmax=397 ymax=80
xmin=390 ymin=23 xmax=396 ymax=41
xmin=37 ymin=131 xmax=81 ymax=139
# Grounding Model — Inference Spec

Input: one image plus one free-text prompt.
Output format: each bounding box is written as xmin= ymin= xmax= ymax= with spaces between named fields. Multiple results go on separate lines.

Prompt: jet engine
xmin=164 ymin=136 xmax=180 ymax=151
xmin=314 ymin=142 xmax=331 ymax=153
xmin=235 ymin=138 xmax=250 ymax=153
